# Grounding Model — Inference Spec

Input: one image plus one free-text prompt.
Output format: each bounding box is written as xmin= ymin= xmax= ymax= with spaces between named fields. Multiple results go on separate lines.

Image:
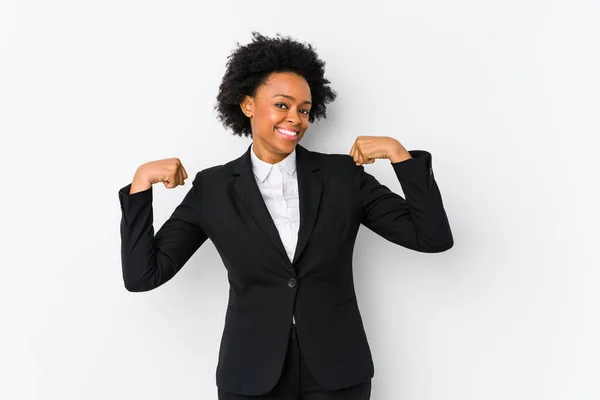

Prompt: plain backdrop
xmin=1 ymin=1 xmax=598 ymax=399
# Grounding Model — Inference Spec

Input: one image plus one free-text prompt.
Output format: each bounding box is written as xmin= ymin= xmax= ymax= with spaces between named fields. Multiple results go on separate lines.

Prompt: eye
xmin=300 ymin=109 xmax=310 ymax=115
xmin=275 ymin=103 xmax=288 ymax=109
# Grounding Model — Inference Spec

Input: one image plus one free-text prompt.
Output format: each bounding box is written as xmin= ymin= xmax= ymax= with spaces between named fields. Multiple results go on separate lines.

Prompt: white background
xmin=1 ymin=0 xmax=599 ymax=399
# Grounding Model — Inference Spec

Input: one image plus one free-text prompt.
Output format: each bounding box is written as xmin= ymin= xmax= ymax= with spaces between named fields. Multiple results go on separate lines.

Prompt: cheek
xmin=301 ymin=117 xmax=310 ymax=130
xmin=259 ymin=108 xmax=283 ymax=127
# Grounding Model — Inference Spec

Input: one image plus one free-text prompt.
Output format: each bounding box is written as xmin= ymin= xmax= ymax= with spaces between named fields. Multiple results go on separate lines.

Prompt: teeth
xmin=278 ymin=128 xmax=297 ymax=136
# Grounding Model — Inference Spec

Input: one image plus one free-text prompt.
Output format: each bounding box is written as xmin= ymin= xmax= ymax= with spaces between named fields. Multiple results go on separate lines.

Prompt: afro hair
xmin=215 ymin=32 xmax=337 ymax=137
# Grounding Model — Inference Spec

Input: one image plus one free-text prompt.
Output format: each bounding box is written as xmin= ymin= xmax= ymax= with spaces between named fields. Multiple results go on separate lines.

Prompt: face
xmin=241 ymin=72 xmax=312 ymax=164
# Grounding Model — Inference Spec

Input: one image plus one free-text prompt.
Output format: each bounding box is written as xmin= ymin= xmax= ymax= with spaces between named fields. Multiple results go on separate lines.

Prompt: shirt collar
xmin=250 ymin=142 xmax=297 ymax=182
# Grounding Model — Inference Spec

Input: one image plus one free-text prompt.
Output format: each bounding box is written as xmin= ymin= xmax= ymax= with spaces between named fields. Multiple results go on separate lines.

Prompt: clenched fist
xmin=129 ymin=158 xmax=189 ymax=194
xmin=349 ymin=136 xmax=412 ymax=165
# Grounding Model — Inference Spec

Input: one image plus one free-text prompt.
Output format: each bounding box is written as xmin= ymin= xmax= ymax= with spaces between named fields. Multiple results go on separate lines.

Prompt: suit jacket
xmin=118 ymin=143 xmax=453 ymax=395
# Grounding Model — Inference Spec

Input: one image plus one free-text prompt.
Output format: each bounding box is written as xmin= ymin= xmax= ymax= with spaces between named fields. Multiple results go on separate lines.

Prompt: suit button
xmin=288 ymin=278 xmax=297 ymax=288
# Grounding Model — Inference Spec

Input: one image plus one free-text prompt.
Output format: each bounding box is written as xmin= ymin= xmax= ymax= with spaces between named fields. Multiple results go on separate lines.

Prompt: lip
xmin=276 ymin=126 xmax=299 ymax=133
xmin=276 ymin=126 xmax=300 ymax=141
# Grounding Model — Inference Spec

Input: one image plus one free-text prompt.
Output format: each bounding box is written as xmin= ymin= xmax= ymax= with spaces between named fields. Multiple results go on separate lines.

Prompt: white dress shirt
xmin=250 ymin=143 xmax=300 ymax=323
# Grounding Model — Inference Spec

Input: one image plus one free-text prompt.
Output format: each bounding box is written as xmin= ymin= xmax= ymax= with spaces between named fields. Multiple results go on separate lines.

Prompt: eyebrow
xmin=273 ymin=94 xmax=312 ymax=105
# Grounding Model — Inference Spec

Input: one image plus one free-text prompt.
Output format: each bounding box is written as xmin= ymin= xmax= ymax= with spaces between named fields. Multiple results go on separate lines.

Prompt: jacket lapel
xmin=233 ymin=143 xmax=323 ymax=266
xmin=293 ymin=144 xmax=323 ymax=264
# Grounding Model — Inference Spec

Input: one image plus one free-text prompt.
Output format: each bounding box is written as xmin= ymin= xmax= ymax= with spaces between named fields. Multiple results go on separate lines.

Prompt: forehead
xmin=257 ymin=72 xmax=311 ymax=99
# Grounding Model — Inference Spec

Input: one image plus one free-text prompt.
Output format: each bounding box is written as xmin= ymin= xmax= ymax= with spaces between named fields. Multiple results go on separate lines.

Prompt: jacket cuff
xmin=118 ymin=184 xmax=153 ymax=224
xmin=391 ymin=150 xmax=434 ymax=186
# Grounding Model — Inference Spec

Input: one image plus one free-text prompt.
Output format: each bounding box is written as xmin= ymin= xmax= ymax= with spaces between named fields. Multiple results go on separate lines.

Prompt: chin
xmin=277 ymin=144 xmax=296 ymax=154
xmin=274 ymin=136 xmax=301 ymax=152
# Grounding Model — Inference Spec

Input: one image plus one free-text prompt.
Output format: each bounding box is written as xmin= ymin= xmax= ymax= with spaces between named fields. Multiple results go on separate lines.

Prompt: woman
xmin=118 ymin=32 xmax=453 ymax=400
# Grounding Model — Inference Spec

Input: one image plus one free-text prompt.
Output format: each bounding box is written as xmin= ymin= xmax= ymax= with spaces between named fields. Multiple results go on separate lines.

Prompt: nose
xmin=287 ymin=109 xmax=301 ymax=126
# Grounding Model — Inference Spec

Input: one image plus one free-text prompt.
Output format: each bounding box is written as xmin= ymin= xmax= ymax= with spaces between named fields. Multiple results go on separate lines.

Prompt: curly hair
xmin=215 ymin=32 xmax=337 ymax=137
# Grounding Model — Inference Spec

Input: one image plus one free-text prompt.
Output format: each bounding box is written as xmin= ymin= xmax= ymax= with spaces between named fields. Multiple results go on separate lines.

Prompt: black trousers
xmin=218 ymin=324 xmax=372 ymax=399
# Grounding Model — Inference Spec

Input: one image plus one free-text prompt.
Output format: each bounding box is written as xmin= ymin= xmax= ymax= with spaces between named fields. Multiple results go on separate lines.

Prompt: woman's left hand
xmin=349 ymin=136 xmax=413 ymax=166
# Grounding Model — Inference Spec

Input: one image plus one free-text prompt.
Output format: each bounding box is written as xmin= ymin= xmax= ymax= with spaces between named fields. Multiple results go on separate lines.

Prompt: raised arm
xmin=118 ymin=159 xmax=209 ymax=292
xmin=349 ymin=136 xmax=453 ymax=253
xmin=355 ymin=150 xmax=453 ymax=252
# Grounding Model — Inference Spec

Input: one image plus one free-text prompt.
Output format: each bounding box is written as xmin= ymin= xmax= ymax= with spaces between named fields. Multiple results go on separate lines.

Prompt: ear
xmin=240 ymin=95 xmax=254 ymax=118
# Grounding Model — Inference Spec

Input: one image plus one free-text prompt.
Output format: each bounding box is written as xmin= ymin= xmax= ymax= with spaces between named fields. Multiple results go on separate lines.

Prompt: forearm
xmin=119 ymin=185 xmax=176 ymax=291
xmin=118 ymin=173 xmax=209 ymax=291
xmin=390 ymin=151 xmax=453 ymax=252
xmin=129 ymin=170 xmax=152 ymax=194
xmin=388 ymin=148 xmax=413 ymax=164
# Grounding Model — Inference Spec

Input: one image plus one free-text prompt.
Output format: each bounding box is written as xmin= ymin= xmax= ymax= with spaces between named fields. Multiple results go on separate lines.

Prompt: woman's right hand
xmin=129 ymin=158 xmax=189 ymax=194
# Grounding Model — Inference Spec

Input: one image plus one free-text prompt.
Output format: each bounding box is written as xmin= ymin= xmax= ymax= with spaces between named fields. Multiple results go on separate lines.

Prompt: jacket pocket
xmin=333 ymin=295 xmax=357 ymax=308
xmin=227 ymin=304 xmax=250 ymax=313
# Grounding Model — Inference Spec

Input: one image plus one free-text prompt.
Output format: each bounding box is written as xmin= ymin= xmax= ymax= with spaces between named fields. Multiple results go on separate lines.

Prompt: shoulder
xmin=304 ymin=147 xmax=356 ymax=168
xmin=190 ymin=161 xmax=235 ymax=186
xmin=304 ymin=148 xmax=362 ymax=185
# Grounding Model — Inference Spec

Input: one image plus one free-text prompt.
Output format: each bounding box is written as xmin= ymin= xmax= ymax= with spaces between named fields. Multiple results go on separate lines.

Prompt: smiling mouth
xmin=276 ymin=127 xmax=299 ymax=139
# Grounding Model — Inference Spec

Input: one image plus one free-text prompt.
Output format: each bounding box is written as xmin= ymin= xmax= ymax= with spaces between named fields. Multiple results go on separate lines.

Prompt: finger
xmin=356 ymin=149 xmax=365 ymax=165
xmin=351 ymin=142 xmax=360 ymax=165
xmin=179 ymin=166 xmax=186 ymax=186
xmin=167 ymin=172 xmax=177 ymax=188
xmin=162 ymin=172 xmax=170 ymax=188
xmin=176 ymin=166 xmax=184 ymax=186
xmin=181 ymin=164 xmax=188 ymax=181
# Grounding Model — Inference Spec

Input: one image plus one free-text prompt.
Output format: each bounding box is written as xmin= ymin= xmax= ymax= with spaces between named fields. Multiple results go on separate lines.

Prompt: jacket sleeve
xmin=118 ymin=171 xmax=209 ymax=292
xmin=355 ymin=150 xmax=453 ymax=253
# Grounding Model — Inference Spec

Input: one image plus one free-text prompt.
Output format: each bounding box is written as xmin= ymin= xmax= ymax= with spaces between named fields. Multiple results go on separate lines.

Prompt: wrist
xmin=130 ymin=169 xmax=152 ymax=194
xmin=389 ymin=149 xmax=412 ymax=163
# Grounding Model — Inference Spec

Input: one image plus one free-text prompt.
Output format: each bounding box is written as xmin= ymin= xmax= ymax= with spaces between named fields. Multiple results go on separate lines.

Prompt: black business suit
xmin=118 ymin=143 xmax=453 ymax=396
